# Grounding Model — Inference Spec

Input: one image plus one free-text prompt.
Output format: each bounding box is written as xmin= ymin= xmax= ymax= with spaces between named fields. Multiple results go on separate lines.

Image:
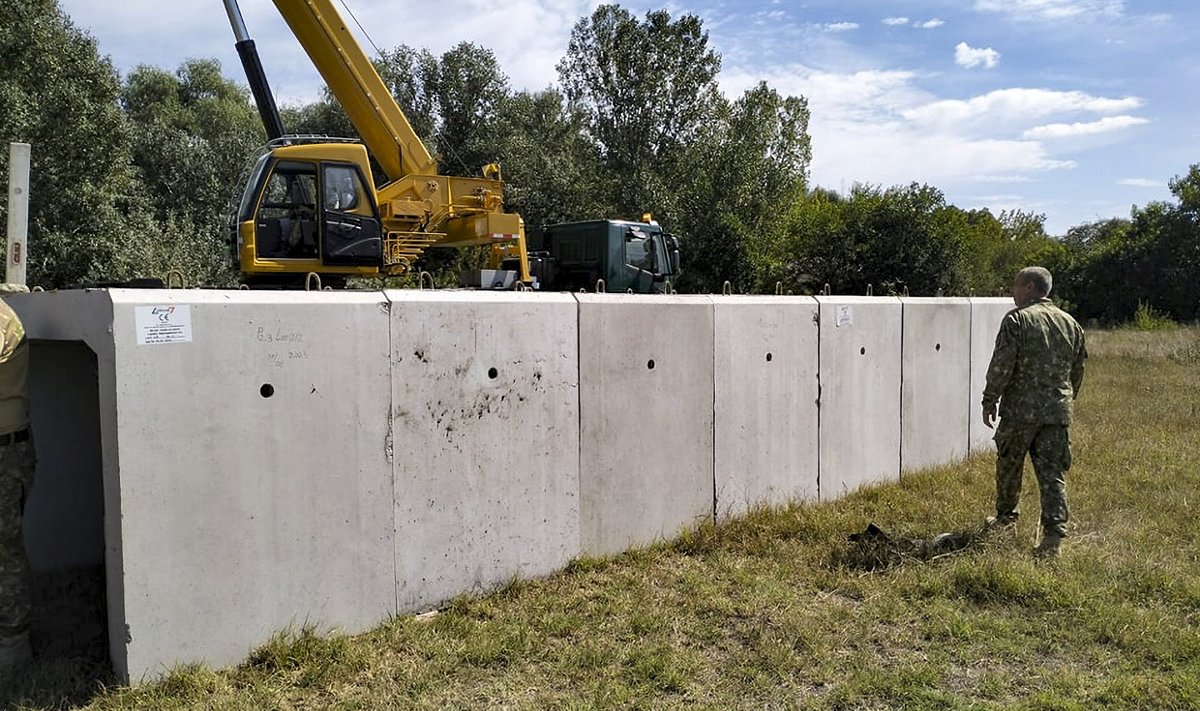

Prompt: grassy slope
xmin=10 ymin=329 xmax=1200 ymax=710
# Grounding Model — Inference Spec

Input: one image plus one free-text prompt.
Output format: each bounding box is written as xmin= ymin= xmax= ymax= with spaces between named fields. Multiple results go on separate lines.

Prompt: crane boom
xmin=272 ymin=0 xmax=436 ymax=181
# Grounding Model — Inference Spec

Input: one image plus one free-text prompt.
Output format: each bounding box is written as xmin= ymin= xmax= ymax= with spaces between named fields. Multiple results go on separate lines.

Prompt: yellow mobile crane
xmin=223 ymin=0 xmax=529 ymax=287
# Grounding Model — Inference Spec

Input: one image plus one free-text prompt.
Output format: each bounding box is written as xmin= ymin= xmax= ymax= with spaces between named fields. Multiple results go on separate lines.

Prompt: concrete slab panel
xmin=900 ymin=298 xmax=971 ymax=473
xmin=712 ymin=296 xmax=819 ymax=518
xmin=106 ymin=290 xmax=395 ymax=681
xmin=388 ymin=291 xmax=580 ymax=612
xmin=815 ymin=296 xmax=902 ymax=499
xmin=577 ymin=295 xmax=714 ymax=556
xmin=969 ymin=298 xmax=1016 ymax=453
xmin=7 ymin=290 xmax=123 ymax=673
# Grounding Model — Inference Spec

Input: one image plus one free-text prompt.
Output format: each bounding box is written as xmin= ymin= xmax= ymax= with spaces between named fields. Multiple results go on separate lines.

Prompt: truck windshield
xmin=625 ymin=229 xmax=667 ymax=274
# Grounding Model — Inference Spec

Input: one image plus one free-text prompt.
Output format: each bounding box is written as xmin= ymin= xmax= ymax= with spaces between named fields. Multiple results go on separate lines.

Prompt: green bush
xmin=1130 ymin=301 xmax=1178 ymax=331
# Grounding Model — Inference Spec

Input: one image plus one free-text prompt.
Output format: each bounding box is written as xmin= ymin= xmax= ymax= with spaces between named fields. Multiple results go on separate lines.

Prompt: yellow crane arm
xmin=271 ymin=0 xmax=436 ymax=181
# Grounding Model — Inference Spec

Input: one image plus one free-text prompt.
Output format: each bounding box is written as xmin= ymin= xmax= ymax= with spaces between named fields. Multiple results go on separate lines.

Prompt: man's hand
xmin=982 ymin=403 xmax=998 ymax=429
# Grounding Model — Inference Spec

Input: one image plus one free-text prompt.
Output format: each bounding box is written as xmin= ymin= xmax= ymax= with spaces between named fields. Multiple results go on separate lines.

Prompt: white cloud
xmin=955 ymin=42 xmax=1000 ymax=69
xmin=822 ymin=22 xmax=860 ymax=32
xmin=903 ymin=88 xmax=1142 ymax=129
xmin=1118 ymin=178 xmax=1164 ymax=188
xmin=882 ymin=17 xmax=910 ymax=26
xmin=1023 ymin=115 xmax=1149 ymax=139
xmin=915 ymin=19 xmax=945 ymax=28
xmin=974 ymin=0 xmax=1124 ymax=21
xmin=719 ymin=65 xmax=1076 ymax=192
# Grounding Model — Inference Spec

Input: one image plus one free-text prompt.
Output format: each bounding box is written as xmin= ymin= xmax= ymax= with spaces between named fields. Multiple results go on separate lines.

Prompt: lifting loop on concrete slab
xmin=419 ymin=271 xmax=435 ymax=290
xmin=166 ymin=269 xmax=186 ymax=290
xmin=305 ymin=272 xmax=322 ymax=292
xmin=936 ymin=288 xmax=944 ymax=297
xmin=238 ymin=283 xmax=249 ymax=290
xmin=903 ymin=285 xmax=910 ymax=297
xmin=866 ymin=283 xmax=873 ymax=296
xmin=823 ymin=283 xmax=832 ymax=296
xmin=595 ymin=279 xmax=606 ymax=293
xmin=722 ymin=280 xmax=732 ymax=295
xmin=665 ymin=279 xmax=675 ymax=295
xmin=776 ymin=281 xmax=783 ymax=295
xmin=31 ymin=286 xmax=43 ymax=292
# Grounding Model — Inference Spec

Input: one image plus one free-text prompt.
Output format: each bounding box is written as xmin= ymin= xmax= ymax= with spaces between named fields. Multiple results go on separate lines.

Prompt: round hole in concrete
xmin=936 ymin=343 xmax=942 ymax=351
xmin=647 ymin=359 xmax=656 ymax=370
xmin=766 ymin=352 xmax=773 ymax=362
xmin=260 ymin=383 xmax=275 ymax=398
xmin=487 ymin=367 xmax=499 ymax=379
xmin=860 ymin=347 xmax=866 ymax=355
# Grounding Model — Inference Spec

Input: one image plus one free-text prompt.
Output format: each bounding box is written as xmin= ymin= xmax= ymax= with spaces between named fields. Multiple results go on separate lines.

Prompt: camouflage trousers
xmin=0 ymin=436 xmax=35 ymax=642
xmin=994 ymin=421 xmax=1071 ymax=538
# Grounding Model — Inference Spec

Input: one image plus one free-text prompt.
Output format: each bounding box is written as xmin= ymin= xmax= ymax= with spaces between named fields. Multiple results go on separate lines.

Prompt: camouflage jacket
xmin=983 ymin=298 xmax=1087 ymax=425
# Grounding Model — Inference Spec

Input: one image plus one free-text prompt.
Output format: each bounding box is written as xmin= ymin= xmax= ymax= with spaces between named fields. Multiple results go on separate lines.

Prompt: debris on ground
xmin=836 ymin=522 xmax=989 ymax=571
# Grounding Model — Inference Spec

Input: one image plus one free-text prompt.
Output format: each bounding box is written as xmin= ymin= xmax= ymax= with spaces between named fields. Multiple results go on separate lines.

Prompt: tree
xmin=0 ymin=0 xmax=158 ymax=287
xmin=120 ymin=60 xmax=263 ymax=285
xmin=557 ymin=4 xmax=723 ymax=223
xmin=680 ymin=82 xmax=811 ymax=293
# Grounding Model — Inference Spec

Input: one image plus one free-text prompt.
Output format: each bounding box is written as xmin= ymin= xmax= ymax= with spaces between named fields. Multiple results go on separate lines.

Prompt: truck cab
xmin=526 ymin=220 xmax=681 ymax=293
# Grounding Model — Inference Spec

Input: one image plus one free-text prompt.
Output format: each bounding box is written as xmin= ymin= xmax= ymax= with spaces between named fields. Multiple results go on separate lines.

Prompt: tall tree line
xmin=0 ymin=0 xmax=1196 ymax=322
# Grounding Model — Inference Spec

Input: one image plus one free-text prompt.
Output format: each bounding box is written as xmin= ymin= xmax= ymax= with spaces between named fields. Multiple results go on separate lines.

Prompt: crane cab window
xmin=322 ymin=164 xmax=372 ymax=217
xmin=256 ymin=161 xmax=319 ymax=259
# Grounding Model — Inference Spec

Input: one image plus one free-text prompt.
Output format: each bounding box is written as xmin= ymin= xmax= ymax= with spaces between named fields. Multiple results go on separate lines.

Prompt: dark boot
xmin=1033 ymin=533 xmax=1062 ymax=558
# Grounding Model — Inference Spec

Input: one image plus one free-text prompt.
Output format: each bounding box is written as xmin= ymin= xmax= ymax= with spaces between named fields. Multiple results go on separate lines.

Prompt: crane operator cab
xmin=232 ymin=141 xmax=385 ymax=287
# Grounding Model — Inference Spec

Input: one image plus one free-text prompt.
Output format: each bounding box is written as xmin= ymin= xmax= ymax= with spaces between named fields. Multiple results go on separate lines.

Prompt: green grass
xmin=6 ymin=328 xmax=1200 ymax=709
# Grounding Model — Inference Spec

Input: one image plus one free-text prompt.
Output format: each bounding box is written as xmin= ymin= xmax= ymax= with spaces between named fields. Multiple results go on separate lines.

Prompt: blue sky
xmin=56 ymin=0 xmax=1199 ymax=235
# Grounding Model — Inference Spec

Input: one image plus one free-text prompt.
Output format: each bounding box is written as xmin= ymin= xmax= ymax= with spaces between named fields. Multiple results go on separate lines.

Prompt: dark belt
xmin=0 ymin=428 xmax=29 ymax=446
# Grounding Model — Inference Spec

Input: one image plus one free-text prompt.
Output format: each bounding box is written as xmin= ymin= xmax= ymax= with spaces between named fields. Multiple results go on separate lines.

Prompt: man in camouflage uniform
xmin=0 ymin=285 xmax=34 ymax=673
xmin=982 ymin=267 xmax=1087 ymax=558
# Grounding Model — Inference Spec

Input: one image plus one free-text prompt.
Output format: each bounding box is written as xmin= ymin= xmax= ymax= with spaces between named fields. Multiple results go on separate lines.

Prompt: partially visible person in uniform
xmin=982 ymin=267 xmax=1086 ymax=558
xmin=0 ymin=284 xmax=34 ymax=674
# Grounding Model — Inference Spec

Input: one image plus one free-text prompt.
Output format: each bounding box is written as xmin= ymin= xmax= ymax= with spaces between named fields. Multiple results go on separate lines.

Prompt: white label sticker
xmin=135 ymin=305 xmax=193 ymax=345
xmin=836 ymin=304 xmax=854 ymax=328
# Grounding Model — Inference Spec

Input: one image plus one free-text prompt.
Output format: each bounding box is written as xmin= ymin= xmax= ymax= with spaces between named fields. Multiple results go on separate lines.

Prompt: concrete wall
xmin=389 ymin=291 xmax=580 ymax=612
xmin=900 ymin=298 xmax=972 ymax=473
xmin=712 ymin=296 xmax=819 ymax=518
xmin=577 ymin=294 xmax=714 ymax=556
xmin=8 ymin=289 xmax=1011 ymax=683
xmin=969 ymin=298 xmax=1016 ymax=453
xmin=815 ymin=296 xmax=903 ymax=499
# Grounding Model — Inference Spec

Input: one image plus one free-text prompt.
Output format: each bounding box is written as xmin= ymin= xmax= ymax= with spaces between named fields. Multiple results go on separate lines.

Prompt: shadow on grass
xmin=0 ymin=566 xmax=115 ymax=709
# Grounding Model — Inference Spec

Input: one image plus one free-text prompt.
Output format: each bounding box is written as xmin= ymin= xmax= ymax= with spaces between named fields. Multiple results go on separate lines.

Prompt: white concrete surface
xmin=389 ymin=291 xmax=580 ymax=612
xmin=114 ymin=291 xmax=395 ymax=680
xmin=969 ymin=298 xmax=1016 ymax=453
xmin=108 ymin=290 xmax=395 ymax=681
xmin=900 ymin=298 xmax=971 ymax=473
xmin=6 ymin=287 xmax=1001 ymax=683
xmin=712 ymin=296 xmax=819 ymax=518
xmin=577 ymin=294 xmax=714 ymax=556
xmin=815 ymin=296 xmax=903 ymax=499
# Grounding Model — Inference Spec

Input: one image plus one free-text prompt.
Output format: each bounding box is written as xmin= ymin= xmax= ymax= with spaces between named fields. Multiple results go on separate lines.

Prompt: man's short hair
xmin=1016 ymin=267 xmax=1052 ymax=296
